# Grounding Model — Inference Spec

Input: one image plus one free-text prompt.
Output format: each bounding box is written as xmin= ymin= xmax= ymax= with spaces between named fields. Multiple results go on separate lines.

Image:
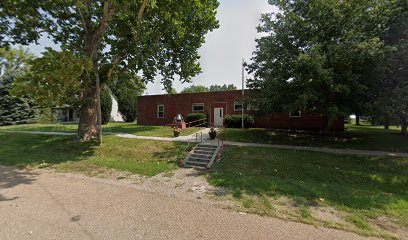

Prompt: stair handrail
xmin=216 ymin=127 xmax=225 ymax=147
xmin=194 ymin=132 xmax=203 ymax=143
xmin=183 ymin=135 xmax=200 ymax=167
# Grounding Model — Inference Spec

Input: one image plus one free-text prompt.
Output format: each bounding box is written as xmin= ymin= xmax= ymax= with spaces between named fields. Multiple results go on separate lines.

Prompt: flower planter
xmin=209 ymin=131 xmax=217 ymax=139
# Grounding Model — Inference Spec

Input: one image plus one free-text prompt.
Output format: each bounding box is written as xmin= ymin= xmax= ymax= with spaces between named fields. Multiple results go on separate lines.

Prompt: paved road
xmin=0 ymin=166 xmax=374 ymax=240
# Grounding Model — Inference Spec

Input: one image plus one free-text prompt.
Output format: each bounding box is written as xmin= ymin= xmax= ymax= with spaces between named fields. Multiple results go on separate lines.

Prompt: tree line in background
xmin=247 ymin=0 xmax=408 ymax=134
xmin=179 ymin=84 xmax=237 ymax=93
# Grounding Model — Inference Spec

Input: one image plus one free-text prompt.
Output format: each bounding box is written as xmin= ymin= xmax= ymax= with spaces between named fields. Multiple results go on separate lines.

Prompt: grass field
xmin=0 ymin=122 xmax=202 ymax=138
xmin=0 ymin=132 xmax=191 ymax=176
xmin=208 ymin=146 xmax=408 ymax=239
xmin=223 ymin=124 xmax=408 ymax=152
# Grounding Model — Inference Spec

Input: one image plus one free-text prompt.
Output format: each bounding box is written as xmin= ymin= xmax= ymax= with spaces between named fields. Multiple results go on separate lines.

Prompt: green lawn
xmin=223 ymin=124 xmax=408 ymax=152
xmin=0 ymin=122 xmax=202 ymax=137
xmin=0 ymin=132 xmax=191 ymax=176
xmin=208 ymin=146 xmax=408 ymax=239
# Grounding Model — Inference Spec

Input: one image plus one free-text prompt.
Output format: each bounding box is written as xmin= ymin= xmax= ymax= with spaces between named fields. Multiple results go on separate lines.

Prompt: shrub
xmin=0 ymin=75 xmax=38 ymax=126
xmin=186 ymin=113 xmax=208 ymax=125
xmin=224 ymin=114 xmax=255 ymax=128
xmin=100 ymin=88 xmax=112 ymax=125
xmin=118 ymin=96 xmax=137 ymax=122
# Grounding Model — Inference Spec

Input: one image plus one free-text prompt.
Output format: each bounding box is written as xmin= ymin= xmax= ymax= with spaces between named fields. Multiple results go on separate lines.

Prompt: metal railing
xmin=195 ymin=131 xmax=203 ymax=143
xmin=164 ymin=118 xmax=208 ymax=128
xmin=188 ymin=118 xmax=207 ymax=128
xmin=216 ymin=127 xmax=225 ymax=147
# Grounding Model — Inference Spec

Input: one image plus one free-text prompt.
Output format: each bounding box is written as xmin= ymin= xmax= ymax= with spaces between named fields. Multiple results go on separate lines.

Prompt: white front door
xmin=214 ymin=108 xmax=224 ymax=127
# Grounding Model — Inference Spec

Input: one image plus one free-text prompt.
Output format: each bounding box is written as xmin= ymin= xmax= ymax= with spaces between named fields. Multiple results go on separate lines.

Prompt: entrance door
xmin=213 ymin=108 xmax=224 ymax=127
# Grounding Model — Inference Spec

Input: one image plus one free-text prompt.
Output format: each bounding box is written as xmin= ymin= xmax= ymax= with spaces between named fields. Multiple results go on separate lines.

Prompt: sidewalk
xmin=5 ymin=129 xmax=408 ymax=157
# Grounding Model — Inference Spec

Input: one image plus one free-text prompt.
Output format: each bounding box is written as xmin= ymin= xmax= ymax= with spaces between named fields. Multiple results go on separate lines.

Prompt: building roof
xmin=139 ymin=89 xmax=253 ymax=98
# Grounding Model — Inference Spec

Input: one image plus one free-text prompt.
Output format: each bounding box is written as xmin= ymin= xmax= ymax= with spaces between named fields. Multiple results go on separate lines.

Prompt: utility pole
xmin=95 ymin=64 xmax=103 ymax=145
xmin=241 ymin=58 xmax=245 ymax=130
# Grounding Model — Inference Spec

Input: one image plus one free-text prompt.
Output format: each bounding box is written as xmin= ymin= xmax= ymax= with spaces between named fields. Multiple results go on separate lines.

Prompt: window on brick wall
xmin=235 ymin=101 xmax=258 ymax=111
xmin=157 ymin=105 xmax=164 ymax=118
xmin=192 ymin=103 xmax=204 ymax=113
xmin=234 ymin=101 xmax=243 ymax=111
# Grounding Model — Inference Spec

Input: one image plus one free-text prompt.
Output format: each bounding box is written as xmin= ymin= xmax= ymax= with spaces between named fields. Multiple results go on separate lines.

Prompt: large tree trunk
xmin=355 ymin=114 xmax=360 ymax=125
xmin=401 ymin=118 xmax=408 ymax=135
xmin=75 ymin=1 xmax=112 ymax=142
xmin=77 ymin=87 xmax=98 ymax=141
xmin=94 ymin=64 xmax=103 ymax=145
xmin=76 ymin=29 xmax=103 ymax=142
xmin=323 ymin=116 xmax=334 ymax=135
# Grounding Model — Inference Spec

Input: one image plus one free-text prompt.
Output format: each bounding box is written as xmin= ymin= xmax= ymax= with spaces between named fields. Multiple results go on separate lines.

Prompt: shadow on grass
xmin=0 ymin=123 xmax=78 ymax=133
xmin=224 ymin=126 xmax=408 ymax=152
xmin=103 ymin=124 xmax=162 ymax=135
xmin=151 ymin=142 xmax=192 ymax=166
xmin=208 ymin=146 xmax=408 ymax=212
xmin=0 ymin=132 xmax=96 ymax=168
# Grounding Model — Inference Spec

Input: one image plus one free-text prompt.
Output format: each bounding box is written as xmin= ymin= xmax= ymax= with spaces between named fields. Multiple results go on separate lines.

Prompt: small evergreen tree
xmin=0 ymin=48 xmax=37 ymax=125
xmin=118 ymin=96 xmax=137 ymax=122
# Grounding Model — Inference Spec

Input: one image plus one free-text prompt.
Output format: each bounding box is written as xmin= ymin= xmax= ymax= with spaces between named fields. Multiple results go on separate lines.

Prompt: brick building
xmin=136 ymin=90 xmax=344 ymax=131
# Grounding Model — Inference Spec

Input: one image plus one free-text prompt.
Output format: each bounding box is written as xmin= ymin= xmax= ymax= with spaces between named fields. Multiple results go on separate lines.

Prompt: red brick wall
xmin=136 ymin=90 xmax=344 ymax=131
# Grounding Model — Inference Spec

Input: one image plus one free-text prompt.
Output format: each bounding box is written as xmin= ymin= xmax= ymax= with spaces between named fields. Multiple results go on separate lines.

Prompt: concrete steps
xmin=183 ymin=144 xmax=220 ymax=169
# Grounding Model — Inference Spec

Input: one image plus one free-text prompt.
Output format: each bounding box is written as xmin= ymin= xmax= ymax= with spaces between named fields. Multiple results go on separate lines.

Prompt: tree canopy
xmin=167 ymin=87 xmax=178 ymax=95
xmin=1 ymin=0 xmax=219 ymax=140
xmin=246 ymin=0 xmax=403 ymax=132
xmin=372 ymin=3 xmax=408 ymax=134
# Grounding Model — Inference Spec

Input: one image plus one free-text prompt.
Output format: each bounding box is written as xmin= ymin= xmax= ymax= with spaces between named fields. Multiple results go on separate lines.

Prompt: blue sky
xmin=26 ymin=0 xmax=277 ymax=95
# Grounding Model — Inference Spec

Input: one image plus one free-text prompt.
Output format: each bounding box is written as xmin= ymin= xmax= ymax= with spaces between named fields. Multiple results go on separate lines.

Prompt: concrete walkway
xmin=0 ymin=166 xmax=373 ymax=240
xmin=4 ymin=129 xmax=408 ymax=157
xmin=113 ymin=127 xmax=210 ymax=143
xmin=4 ymin=129 xmax=205 ymax=143
xmin=5 ymin=131 xmax=76 ymax=136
